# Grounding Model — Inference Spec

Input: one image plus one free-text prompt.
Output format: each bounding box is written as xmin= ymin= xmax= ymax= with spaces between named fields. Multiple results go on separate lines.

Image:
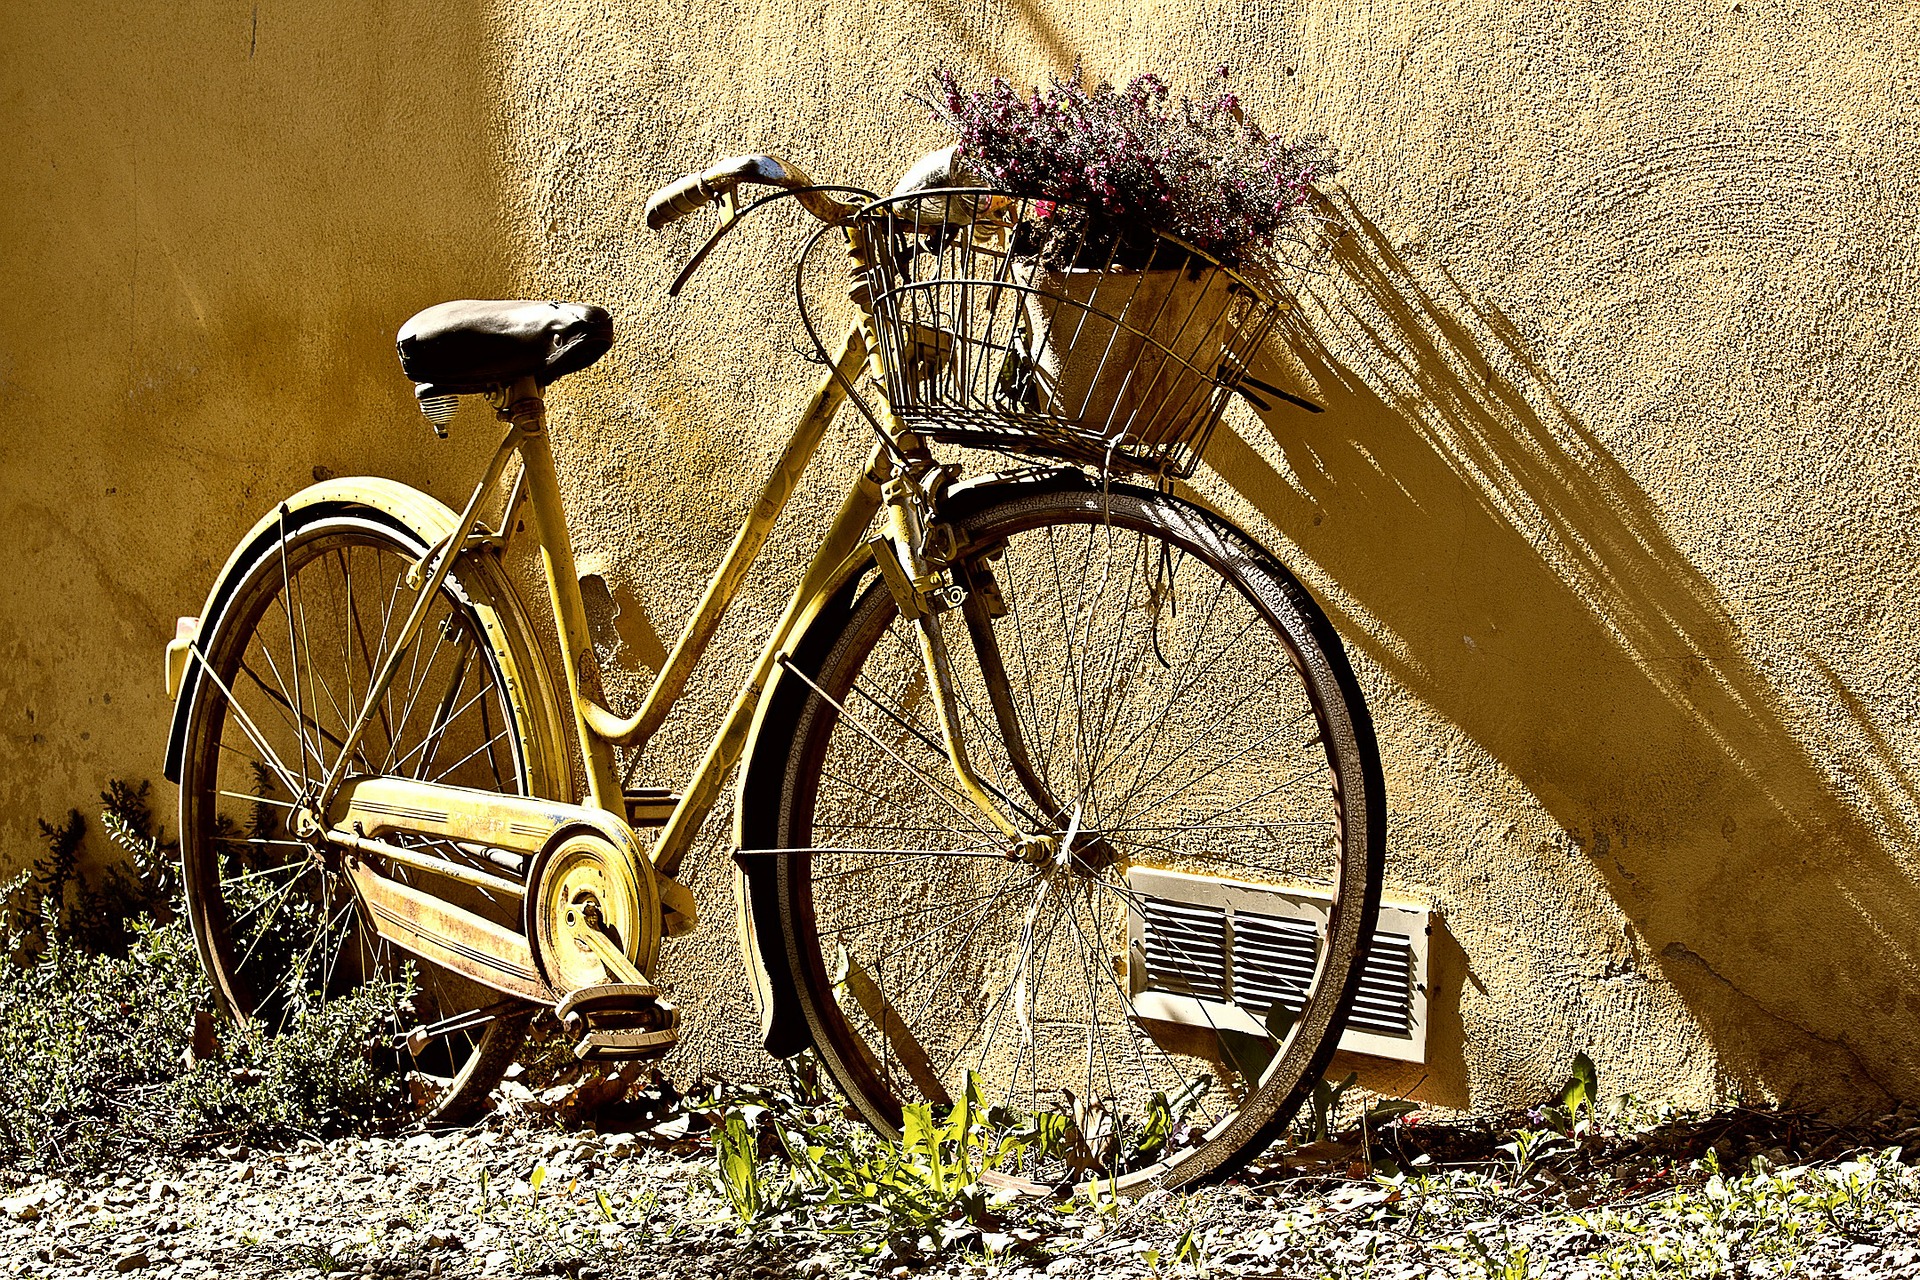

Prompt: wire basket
xmin=857 ymin=190 xmax=1286 ymax=479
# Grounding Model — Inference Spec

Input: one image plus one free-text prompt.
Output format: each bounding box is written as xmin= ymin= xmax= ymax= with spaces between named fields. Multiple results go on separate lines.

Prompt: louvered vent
xmin=1126 ymin=867 xmax=1430 ymax=1064
xmin=1349 ymin=931 xmax=1414 ymax=1035
xmin=1138 ymin=897 xmax=1227 ymax=1001
xmin=1230 ymin=910 xmax=1318 ymax=1018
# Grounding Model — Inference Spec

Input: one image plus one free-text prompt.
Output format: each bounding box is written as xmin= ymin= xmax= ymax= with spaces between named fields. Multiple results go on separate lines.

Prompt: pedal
xmin=556 ymin=982 xmax=680 ymax=1061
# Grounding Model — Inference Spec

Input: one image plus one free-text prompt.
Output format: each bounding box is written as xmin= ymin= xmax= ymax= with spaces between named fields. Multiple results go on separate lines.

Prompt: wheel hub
xmin=1011 ymin=821 xmax=1122 ymax=877
xmin=291 ymin=806 xmax=324 ymax=842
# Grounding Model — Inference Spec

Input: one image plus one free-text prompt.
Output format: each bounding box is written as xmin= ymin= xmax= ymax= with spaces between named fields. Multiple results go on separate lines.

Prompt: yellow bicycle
xmin=161 ymin=151 xmax=1385 ymax=1194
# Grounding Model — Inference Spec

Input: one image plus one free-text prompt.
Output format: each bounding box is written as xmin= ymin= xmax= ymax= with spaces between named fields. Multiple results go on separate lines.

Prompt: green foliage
xmin=1133 ymin=1073 xmax=1212 ymax=1165
xmin=0 ymin=782 xmax=409 ymax=1172
xmin=6 ymin=782 xmax=185 ymax=963
xmin=1538 ymin=1050 xmax=1602 ymax=1136
xmin=695 ymin=1069 xmax=1070 ymax=1264
xmin=1172 ymin=1227 xmax=1207 ymax=1274
xmin=1303 ymin=1070 xmax=1358 ymax=1144
xmin=715 ymin=1110 xmax=766 ymax=1220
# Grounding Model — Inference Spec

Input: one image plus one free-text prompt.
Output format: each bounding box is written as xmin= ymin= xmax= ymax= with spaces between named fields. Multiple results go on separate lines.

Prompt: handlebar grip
xmin=644 ymin=170 xmax=727 ymax=230
xmin=645 ymin=155 xmax=858 ymax=232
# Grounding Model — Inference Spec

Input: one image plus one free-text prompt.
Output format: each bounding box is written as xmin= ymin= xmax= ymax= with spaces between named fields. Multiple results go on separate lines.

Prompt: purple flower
xmin=923 ymin=61 xmax=1336 ymax=264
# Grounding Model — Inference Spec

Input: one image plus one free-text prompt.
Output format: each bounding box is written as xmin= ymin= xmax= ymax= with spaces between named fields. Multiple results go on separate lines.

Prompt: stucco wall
xmin=4 ymin=0 xmax=1916 ymax=1115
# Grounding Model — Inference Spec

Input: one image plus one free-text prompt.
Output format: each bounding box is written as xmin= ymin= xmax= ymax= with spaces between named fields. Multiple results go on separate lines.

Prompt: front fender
xmin=732 ymin=552 xmax=873 ymax=1058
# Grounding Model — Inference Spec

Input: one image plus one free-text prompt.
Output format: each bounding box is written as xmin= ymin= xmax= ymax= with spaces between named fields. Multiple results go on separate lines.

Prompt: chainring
xmin=526 ymin=829 xmax=648 ymax=994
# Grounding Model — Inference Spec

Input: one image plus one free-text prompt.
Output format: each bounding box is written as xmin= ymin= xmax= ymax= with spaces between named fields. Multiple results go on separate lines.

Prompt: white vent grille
xmin=1125 ymin=867 xmax=1430 ymax=1064
xmin=1349 ymin=931 xmax=1415 ymax=1035
xmin=1230 ymin=911 xmax=1319 ymax=1018
xmin=1138 ymin=897 xmax=1227 ymax=1001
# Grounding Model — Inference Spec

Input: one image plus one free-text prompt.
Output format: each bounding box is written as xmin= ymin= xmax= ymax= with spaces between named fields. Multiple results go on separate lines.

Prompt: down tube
xmin=649 ymin=454 xmax=886 ymax=878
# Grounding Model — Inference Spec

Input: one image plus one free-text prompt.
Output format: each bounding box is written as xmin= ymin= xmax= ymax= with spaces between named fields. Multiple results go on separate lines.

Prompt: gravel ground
xmin=4 ymin=1094 xmax=1917 ymax=1280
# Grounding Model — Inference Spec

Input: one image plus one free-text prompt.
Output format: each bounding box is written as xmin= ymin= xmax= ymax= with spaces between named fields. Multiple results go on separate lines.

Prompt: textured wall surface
xmin=4 ymin=0 xmax=1917 ymax=1114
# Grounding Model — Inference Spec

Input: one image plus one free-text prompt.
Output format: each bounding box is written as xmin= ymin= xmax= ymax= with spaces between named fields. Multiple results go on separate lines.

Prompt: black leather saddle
xmin=396 ymin=299 xmax=613 ymax=399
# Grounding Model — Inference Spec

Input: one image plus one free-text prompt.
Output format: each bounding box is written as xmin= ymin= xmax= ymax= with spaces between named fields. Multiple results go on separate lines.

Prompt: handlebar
xmin=643 ymin=155 xmax=859 ymax=229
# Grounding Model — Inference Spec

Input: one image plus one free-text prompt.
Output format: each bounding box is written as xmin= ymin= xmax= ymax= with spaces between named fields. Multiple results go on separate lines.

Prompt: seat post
xmin=504 ymin=378 xmax=623 ymax=814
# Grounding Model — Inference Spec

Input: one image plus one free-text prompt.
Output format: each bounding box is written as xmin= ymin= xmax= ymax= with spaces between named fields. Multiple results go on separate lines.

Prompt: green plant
xmin=0 ymin=782 xmax=411 ymax=1172
xmin=715 ymin=1109 xmax=767 ymax=1221
xmin=695 ymin=1069 xmax=1069 ymax=1261
xmin=1172 ymin=1227 xmax=1208 ymax=1275
xmin=282 ymin=1241 xmax=360 ymax=1275
xmin=1538 ymin=1052 xmax=1601 ymax=1136
xmin=1303 ymin=1071 xmax=1358 ymax=1145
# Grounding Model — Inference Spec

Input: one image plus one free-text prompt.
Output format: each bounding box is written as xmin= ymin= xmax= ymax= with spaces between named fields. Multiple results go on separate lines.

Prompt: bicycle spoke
xmin=184 ymin=518 xmax=530 ymax=1122
xmin=790 ymin=660 xmax=1004 ymax=841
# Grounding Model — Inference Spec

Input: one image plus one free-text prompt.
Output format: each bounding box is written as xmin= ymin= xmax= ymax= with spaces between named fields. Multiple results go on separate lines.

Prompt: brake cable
xmin=666 ymin=183 xmax=877 ymax=297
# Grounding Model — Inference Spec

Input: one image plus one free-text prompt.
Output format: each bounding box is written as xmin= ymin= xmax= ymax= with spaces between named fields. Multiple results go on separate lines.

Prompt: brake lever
xmin=667 ymin=190 xmax=742 ymax=297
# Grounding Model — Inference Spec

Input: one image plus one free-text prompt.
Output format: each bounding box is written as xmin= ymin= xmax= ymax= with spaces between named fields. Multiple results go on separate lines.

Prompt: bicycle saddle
xmin=396 ymin=299 xmax=613 ymax=398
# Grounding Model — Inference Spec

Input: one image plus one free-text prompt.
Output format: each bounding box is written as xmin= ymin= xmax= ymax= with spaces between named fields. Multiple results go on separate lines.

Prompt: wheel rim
xmin=180 ymin=516 xmax=531 ymax=1113
xmin=781 ymin=490 xmax=1378 ymax=1191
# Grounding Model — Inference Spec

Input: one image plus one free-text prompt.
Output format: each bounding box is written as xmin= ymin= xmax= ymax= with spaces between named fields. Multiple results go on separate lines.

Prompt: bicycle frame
xmin=322 ymin=248 xmax=1033 ymax=948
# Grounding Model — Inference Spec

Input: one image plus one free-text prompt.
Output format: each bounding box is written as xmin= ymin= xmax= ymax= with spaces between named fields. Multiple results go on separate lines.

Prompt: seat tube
xmin=512 ymin=387 xmax=622 ymax=813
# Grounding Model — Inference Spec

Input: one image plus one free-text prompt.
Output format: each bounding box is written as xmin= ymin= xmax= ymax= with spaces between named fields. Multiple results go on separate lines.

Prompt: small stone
xmin=115 ymin=1251 xmax=151 ymax=1273
xmin=483 ymin=1250 xmax=511 ymax=1272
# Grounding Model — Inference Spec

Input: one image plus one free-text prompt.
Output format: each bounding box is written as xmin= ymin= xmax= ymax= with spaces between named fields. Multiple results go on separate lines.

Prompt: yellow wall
xmin=4 ymin=0 xmax=1916 ymax=1112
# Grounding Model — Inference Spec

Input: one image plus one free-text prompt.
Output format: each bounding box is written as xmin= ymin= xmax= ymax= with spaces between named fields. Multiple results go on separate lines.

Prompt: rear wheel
xmin=177 ymin=501 xmax=549 ymax=1124
xmin=773 ymin=482 xmax=1385 ymax=1194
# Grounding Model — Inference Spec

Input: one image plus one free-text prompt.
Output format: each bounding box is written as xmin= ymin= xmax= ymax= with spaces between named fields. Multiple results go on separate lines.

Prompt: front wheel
xmin=772 ymin=481 xmax=1385 ymax=1195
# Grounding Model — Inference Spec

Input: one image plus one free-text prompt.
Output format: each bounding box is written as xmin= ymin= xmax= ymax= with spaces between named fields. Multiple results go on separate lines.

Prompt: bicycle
xmin=160 ymin=149 xmax=1386 ymax=1196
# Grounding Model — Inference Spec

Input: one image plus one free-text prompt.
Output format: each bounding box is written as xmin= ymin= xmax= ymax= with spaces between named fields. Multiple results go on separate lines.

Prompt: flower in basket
xmin=920 ymin=61 xmax=1336 ymax=270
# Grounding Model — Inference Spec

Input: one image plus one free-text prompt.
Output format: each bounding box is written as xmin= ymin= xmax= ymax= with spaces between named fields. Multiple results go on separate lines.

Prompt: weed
xmin=0 ymin=782 xmax=408 ymax=1172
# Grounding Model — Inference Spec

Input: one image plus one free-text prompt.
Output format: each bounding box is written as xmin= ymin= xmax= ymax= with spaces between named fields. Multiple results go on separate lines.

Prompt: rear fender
xmin=161 ymin=477 xmax=567 ymax=801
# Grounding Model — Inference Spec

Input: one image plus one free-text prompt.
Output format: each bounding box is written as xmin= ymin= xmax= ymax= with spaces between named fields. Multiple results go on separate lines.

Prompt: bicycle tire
xmin=769 ymin=479 xmax=1385 ymax=1194
xmin=177 ymin=495 xmax=556 ymax=1125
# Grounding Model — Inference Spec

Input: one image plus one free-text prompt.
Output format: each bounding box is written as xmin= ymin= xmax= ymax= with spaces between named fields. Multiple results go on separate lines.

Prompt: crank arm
xmin=574 ymin=918 xmax=650 ymax=986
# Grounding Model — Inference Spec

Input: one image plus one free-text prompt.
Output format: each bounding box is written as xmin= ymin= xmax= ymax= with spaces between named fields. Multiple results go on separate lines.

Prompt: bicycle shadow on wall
xmin=1208 ymin=196 xmax=1920 ymax=1111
